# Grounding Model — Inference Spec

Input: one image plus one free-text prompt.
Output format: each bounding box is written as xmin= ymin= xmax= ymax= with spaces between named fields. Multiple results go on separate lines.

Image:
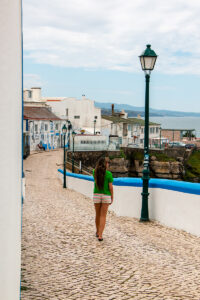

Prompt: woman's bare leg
xmin=94 ymin=203 xmax=101 ymax=236
xmin=98 ymin=203 xmax=109 ymax=239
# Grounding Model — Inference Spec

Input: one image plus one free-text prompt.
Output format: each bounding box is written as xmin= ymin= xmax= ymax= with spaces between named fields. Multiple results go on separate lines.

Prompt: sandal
xmin=98 ymin=238 xmax=103 ymax=242
xmin=96 ymin=232 xmax=99 ymax=238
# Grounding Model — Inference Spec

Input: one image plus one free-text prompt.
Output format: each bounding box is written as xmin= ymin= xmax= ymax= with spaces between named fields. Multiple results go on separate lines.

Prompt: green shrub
xmin=120 ymin=149 xmax=126 ymax=159
xmin=184 ymin=150 xmax=200 ymax=179
xmin=184 ymin=169 xmax=196 ymax=180
xmin=109 ymin=149 xmax=126 ymax=160
xmin=109 ymin=155 xmax=115 ymax=160
xmin=131 ymin=151 xmax=144 ymax=161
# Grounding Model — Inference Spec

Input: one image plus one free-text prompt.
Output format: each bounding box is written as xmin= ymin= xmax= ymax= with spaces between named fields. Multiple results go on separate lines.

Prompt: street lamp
xmin=67 ymin=120 xmax=72 ymax=149
xmin=94 ymin=119 xmax=96 ymax=135
xmin=72 ymin=131 xmax=76 ymax=173
xmin=62 ymin=124 xmax=67 ymax=188
xmin=139 ymin=44 xmax=158 ymax=222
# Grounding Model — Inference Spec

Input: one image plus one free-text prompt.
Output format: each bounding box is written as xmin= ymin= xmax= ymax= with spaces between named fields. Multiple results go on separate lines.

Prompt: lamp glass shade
xmin=62 ymin=124 xmax=67 ymax=134
xmin=139 ymin=44 xmax=157 ymax=71
xmin=72 ymin=131 xmax=76 ymax=139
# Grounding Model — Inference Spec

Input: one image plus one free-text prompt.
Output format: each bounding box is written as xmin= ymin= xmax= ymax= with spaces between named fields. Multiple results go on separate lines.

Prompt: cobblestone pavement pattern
xmin=21 ymin=150 xmax=200 ymax=300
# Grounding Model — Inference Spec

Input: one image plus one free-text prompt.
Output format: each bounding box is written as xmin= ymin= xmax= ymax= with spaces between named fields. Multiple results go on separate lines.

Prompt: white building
xmin=70 ymin=134 xmax=108 ymax=151
xmin=23 ymin=88 xmax=110 ymax=151
xmin=24 ymin=87 xmax=48 ymax=107
xmin=101 ymin=114 xmax=161 ymax=148
xmin=23 ymin=107 xmax=63 ymax=151
xmin=0 ymin=1 xmax=22 ymax=299
xmin=43 ymin=95 xmax=101 ymax=134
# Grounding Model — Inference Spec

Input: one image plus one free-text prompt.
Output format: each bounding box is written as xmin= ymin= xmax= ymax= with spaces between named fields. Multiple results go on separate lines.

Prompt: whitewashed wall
xmin=46 ymin=96 xmax=101 ymax=132
xmin=26 ymin=120 xmax=62 ymax=150
xmin=69 ymin=134 xmax=108 ymax=151
xmin=0 ymin=1 xmax=22 ymax=299
xmin=58 ymin=171 xmax=200 ymax=237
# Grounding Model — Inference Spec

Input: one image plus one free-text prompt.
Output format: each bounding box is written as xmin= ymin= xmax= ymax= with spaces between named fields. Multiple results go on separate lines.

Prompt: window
xmin=41 ymin=122 xmax=44 ymax=131
xmin=141 ymin=128 xmax=144 ymax=133
xmin=28 ymin=90 xmax=32 ymax=98
xmin=35 ymin=124 xmax=38 ymax=132
xmin=45 ymin=124 xmax=48 ymax=131
xmin=128 ymin=124 xmax=132 ymax=131
xmin=156 ymin=127 xmax=159 ymax=133
xmin=55 ymin=123 xmax=59 ymax=130
xmin=74 ymin=116 xmax=80 ymax=119
xmin=94 ymin=116 xmax=98 ymax=119
xmin=150 ymin=127 xmax=155 ymax=134
xmin=66 ymin=109 xmax=68 ymax=117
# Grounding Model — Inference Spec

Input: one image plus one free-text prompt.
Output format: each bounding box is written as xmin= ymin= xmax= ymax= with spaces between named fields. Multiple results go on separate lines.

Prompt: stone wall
xmin=123 ymin=147 xmax=191 ymax=180
xmin=67 ymin=150 xmax=121 ymax=168
xmin=122 ymin=147 xmax=191 ymax=161
xmin=67 ymin=150 xmax=128 ymax=177
xmin=67 ymin=148 xmax=194 ymax=180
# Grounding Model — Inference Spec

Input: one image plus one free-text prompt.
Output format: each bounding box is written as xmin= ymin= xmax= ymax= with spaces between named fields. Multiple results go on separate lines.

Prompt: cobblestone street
xmin=21 ymin=150 xmax=200 ymax=300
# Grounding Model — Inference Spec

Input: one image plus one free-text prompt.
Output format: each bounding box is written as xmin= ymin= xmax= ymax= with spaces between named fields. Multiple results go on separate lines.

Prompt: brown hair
xmin=94 ymin=157 xmax=109 ymax=190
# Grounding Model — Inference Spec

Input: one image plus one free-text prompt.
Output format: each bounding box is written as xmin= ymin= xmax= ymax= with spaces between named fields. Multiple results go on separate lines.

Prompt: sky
xmin=23 ymin=0 xmax=200 ymax=112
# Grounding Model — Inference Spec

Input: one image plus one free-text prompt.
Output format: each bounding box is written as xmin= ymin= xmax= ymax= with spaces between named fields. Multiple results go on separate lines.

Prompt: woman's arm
xmin=109 ymin=182 xmax=113 ymax=204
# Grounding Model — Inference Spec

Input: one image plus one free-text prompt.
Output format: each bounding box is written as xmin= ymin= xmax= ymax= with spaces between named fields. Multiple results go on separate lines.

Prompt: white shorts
xmin=93 ymin=193 xmax=111 ymax=204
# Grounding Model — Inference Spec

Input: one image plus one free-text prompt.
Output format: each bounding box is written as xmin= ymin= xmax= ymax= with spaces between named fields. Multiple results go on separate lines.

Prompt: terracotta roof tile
xmin=24 ymin=107 xmax=61 ymax=121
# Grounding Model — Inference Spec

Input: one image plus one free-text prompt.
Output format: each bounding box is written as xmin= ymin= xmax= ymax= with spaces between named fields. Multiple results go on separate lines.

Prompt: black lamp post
xmin=94 ymin=119 xmax=96 ymax=135
xmin=67 ymin=120 xmax=72 ymax=149
xmin=72 ymin=131 xmax=76 ymax=173
xmin=62 ymin=124 xmax=67 ymax=188
xmin=139 ymin=44 xmax=158 ymax=221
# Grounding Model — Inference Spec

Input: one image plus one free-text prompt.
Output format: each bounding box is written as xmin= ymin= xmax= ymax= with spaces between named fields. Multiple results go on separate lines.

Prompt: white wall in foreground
xmin=62 ymin=175 xmax=200 ymax=237
xmin=0 ymin=1 xmax=22 ymax=299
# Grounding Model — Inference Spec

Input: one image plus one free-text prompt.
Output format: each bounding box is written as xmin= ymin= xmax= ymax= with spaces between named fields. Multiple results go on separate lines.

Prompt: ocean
xmin=149 ymin=116 xmax=200 ymax=138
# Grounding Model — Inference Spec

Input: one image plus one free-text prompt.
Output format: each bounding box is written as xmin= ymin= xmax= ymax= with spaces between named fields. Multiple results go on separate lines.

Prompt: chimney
xmin=31 ymin=87 xmax=41 ymax=101
xmin=112 ymin=104 xmax=114 ymax=115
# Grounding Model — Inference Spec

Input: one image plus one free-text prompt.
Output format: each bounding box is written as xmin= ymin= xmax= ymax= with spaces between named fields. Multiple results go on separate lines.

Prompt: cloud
xmin=23 ymin=0 xmax=200 ymax=74
xmin=24 ymin=73 xmax=44 ymax=88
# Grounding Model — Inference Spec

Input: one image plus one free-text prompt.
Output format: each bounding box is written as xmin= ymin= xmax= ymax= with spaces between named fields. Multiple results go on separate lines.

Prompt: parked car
xmin=185 ymin=143 xmax=197 ymax=149
xmin=168 ymin=141 xmax=186 ymax=148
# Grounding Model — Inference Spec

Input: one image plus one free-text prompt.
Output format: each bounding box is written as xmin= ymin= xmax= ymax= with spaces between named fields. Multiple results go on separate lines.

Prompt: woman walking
xmin=93 ymin=157 xmax=113 ymax=241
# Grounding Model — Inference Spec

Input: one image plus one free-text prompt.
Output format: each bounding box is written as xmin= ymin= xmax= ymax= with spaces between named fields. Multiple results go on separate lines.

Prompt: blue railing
xmin=58 ymin=169 xmax=200 ymax=195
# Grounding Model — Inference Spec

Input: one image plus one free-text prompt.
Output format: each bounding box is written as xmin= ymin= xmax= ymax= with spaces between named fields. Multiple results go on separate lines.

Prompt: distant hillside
xmin=101 ymin=108 xmax=162 ymax=117
xmin=101 ymin=108 xmax=143 ymax=117
xmin=95 ymin=102 xmax=200 ymax=117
